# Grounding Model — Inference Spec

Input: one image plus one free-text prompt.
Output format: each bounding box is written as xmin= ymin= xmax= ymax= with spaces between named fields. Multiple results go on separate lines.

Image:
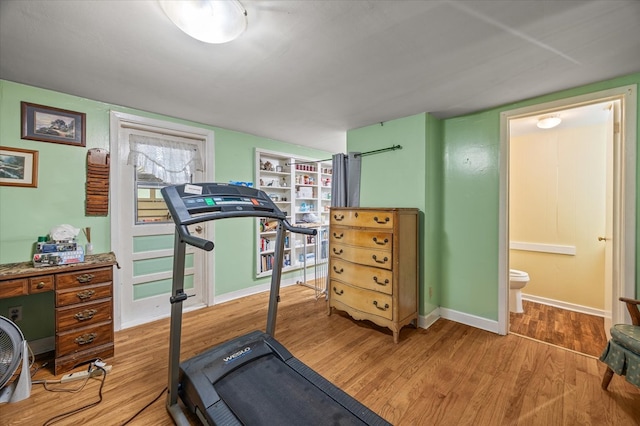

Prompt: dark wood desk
xmin=0 ymin=252 xmax=118 ymax=374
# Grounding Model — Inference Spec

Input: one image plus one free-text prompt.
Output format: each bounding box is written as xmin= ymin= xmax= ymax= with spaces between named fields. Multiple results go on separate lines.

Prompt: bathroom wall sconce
xmin=536 ymin=115 xmax=562 ymax=129
xmin=159 ymin=0 xmax=247 ymax=44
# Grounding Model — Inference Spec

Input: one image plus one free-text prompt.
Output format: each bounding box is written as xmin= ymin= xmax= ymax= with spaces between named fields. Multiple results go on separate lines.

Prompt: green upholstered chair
xmin=600 ymin=297 xmax=640 ymax=389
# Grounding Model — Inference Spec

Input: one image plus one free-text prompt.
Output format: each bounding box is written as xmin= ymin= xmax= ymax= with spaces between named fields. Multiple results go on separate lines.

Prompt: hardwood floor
xmin=509 ymin=300 xmax=608 ymax=358
xmin=3 ymin=285 xmax=639 ymax=425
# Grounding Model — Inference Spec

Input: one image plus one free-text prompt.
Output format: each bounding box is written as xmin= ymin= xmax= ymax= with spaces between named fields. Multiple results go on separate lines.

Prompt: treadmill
xmin=162 ymin=183 xmax=391 ymax=426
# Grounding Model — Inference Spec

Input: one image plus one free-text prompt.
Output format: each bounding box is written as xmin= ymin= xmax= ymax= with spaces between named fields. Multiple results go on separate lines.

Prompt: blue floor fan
xmin=0 ymin=316 xmax=31 ymax=403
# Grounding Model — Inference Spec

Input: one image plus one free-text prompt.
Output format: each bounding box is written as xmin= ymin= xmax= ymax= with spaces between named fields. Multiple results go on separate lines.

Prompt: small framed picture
xmin=0 ymin=146 xmax=39 ymax=188
xmin=21 ymin=101 xmax=86 ymax=147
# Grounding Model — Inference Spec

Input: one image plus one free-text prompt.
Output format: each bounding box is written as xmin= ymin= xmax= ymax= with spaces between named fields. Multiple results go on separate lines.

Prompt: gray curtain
xmin=331 ymin=152 xmax=361 ymax=207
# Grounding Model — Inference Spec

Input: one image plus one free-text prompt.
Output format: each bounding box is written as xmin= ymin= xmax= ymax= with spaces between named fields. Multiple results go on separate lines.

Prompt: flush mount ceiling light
xmin=159 ymin=0 xmax=247 ymax=44
xmin=536 ymin=115 xmax=562 ymax=129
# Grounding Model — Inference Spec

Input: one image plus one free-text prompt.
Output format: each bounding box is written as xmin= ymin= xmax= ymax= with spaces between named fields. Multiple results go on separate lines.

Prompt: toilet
xmin=509 ymin=269 xmax=530 ymax=313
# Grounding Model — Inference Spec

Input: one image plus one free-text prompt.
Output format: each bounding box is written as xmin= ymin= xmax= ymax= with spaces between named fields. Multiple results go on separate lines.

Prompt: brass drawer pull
xmin=332 ymin=266 xmax=344 ymax=274
xmin=373 ymin=301 xmax=389 ymax=311
xmin=373 ymin=216 xmax=390 ymax=224
xmin=76 ymin=289 xmax=96 ymax=300
xmin=74 ymin=309 xmax=98 ymax=321
xmin=36 ymin=281 xmax=46 ymax=289
xmin=373 ymin=276 xmax=389 ymax=286
xmin=372 ymin=255 xmax=388 ymax=264
xmin=333 ymin=214 xmax=344 ymax=221
xmin=332 ymin=286 xmax=344 ymax=296
xmin=333 ymin=232 xmax=343 ymax=239
xmin=77 ymin=274 xmax=95 ymax=283
xmin=332 ymin=248 xmax=343 ymax=255
xmin=75 ymin=332 xmax=97 ymax=345
xmin=372 ymin=237 xmax=388 ymax=245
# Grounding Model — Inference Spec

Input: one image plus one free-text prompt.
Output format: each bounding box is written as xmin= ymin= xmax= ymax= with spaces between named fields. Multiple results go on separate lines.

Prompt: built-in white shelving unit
xmin=256 ymin=149 xmax=332 ymax=279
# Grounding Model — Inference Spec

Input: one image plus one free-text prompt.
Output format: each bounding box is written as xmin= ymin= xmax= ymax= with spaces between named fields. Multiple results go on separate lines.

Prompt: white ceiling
xmin=1 ymin=1 xmax=639 ymax=153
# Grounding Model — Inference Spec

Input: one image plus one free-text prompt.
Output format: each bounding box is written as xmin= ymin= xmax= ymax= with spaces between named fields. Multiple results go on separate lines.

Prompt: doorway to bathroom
xmin=497 ymin=85 xmax=637 ymax=355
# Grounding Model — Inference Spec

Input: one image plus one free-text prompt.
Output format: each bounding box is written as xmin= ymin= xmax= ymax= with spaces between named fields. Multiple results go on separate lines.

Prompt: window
xmin=127 ymin=133 xmax=203 ymax=224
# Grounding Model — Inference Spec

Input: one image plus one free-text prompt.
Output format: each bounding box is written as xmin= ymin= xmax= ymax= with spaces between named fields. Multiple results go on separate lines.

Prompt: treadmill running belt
xmin=216 ymin=354 xmax=367 ymax=425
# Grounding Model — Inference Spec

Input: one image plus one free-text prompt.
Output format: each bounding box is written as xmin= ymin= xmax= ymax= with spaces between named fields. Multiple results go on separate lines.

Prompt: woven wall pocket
xmin=86 ymin=148 xmax=110 ymax=216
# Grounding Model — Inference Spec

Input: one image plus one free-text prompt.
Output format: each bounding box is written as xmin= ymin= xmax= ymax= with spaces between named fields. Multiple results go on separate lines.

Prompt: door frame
xmin=109 ymin=111 xmax=215 ymax=331
xmin=497 ymin=85 xmax=637 ymax=335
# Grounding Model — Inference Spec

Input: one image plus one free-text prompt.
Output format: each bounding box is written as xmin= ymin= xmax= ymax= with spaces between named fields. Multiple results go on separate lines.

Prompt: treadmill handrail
xmin=282 ymin=221 xmax=318 ymax=236
xmin=176 ymin=225 xmax=214 ymax=251
xmin=173 ymin=209 xmax=286 ymax=226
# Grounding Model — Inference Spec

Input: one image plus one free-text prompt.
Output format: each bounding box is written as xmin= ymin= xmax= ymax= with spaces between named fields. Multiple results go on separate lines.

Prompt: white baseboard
xmin=28 ymin=336 xmax=54 ymax=355
xmin=439 ymin=307 xmax=500 ymax=334
xmin=418 ymin=307 xmax=441 ymax=329
xmin=214 ymin=276 xmax=299 ymax=304
xmin=522 ymin=294 xmax=605 ymax=317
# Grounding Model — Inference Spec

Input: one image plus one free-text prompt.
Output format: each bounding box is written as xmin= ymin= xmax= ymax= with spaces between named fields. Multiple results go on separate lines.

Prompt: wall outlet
xmin=9 ymin=306 xmax=22 ymax=322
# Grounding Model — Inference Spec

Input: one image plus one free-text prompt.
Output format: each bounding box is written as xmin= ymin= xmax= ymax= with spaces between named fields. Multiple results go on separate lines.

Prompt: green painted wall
xmin=425 ymin=113 xmax=443 ymax=316
xmin=441 ymin=110 xmax=501 ymax=319
xmin=0 ymin=80 xmax=332 ymax=339
xmin=348 ymin=73 xmax=639 ymax=324
xmin=347 ymin=113 xmax=441 ymax=316
xmin=440 ymin=74 xmax=640 ymax=321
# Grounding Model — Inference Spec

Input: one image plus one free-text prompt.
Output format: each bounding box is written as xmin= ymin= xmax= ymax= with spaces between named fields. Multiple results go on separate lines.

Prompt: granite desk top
xmin=0 ymin=252 xmax=118 ymax=280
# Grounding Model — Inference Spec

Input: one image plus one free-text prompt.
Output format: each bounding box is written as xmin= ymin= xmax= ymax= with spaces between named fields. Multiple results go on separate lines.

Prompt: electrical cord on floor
xmin=32 ymin=359 xmax=101 ymax=392
xmin=33 ymin=374 xmax=92 ymax=393
xmin=121 ymin=386 xmax=168 ymax=425
xmin=41 ymin=364 xmax=107 ymax=426
xmin=30 ymin=360 xmax=47 ymax=378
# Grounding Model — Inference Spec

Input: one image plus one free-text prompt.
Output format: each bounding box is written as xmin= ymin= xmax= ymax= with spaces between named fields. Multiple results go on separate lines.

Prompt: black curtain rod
xmin=291 ymin=144 xmax=402 ymax=165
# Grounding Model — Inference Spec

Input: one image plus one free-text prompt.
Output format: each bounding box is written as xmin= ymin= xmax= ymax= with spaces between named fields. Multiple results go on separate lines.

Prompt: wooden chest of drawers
xmin=0 ymin=253 xmax=117 ymax=374
xmin=328 ymin=207 xmax=418 ymax=343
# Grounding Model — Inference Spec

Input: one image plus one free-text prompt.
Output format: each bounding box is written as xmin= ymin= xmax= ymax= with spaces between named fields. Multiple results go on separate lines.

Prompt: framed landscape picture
xmin=21 ymin=101 xmax=86 ymax=147
xmin=0 ymin=146 xmax=39 ymax=188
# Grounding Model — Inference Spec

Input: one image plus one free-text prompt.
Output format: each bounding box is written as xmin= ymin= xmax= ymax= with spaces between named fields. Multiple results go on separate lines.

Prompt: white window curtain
xmin=127 ymin=134 xmax=203 ymax=184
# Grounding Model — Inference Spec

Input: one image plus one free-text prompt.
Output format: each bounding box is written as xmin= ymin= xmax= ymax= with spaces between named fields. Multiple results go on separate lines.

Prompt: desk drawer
xmin=56 ymin=283 xmax=112 ymax=307
xmin=56 ymin=298 xmax=113 ymax=332
xmin=330 ymin=280 xmax=393 ymax=320
xmin=330 ymin=258 xmax=393 ymax=295
xmin=56 ymin=267 xmax=113 ymax=290
xmin=330 ymin=210 xmax=394 ymax=229
xmin=30 ymin=275 xmax=54 ymax=294
xmin=56 ymin=321 xmax=113 ymax=357
xmin=0 ymin=279 xmax=28 ymax=299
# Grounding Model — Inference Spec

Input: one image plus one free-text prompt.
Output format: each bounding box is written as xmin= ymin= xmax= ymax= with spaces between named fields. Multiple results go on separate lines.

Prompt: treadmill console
xmin=162 ymin=183 xmax=286 ymax=226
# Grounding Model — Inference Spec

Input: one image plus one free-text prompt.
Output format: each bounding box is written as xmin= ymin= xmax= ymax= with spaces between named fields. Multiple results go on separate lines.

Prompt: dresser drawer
xmin=0 ymin=278 xmax=28 ymax=299
xmin=55 ymin=343 xmax=114 ymax=375
xmin=56 ymin=282 xmax=112 ymax=307
xmin=330 ymin=258 xmax=393 ymax=295
xmin=30 ymin=275 xmax=54 ymax=294
xmin=330 ymin=227 xmax=393 ymax=250
xmin=56 ymin=267 xmax=112 ymax=290
xmin=330 ymin=210 xmax=394 ymax=229
xmin=56 ymin=321 xmax=114 ymax=357
xmin=56 ymin=298 xmax=113 ymax=332
xmin=330 ymin=281 xmax=393 ymax=320
xmin=330 ymin=243 xmax=392 ymax=270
